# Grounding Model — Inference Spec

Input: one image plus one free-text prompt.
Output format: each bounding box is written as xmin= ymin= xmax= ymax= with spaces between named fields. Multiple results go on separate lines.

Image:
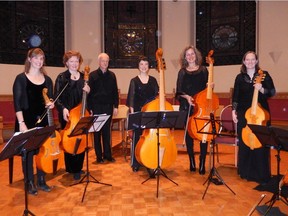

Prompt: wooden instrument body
xmin=35 ymin=88 xmax=64 ymax=174
xmin=36 ymin=128 xmax=64 ymax=174
xmin=135 ymin=98 xmax=177 ymax=169
xmin=61 ymin=66 xmax=92 ymax=155
xmin=242 ymin=70 xmax=269 ymax=150
xmin=135 ymin=48 xmax=177 ymax=169
xmin=187 ymin=89 xmax=219 ymax=142
xmin=61 ymin=106 xmax=91 ymax=154
xmin=187 ymin=50 xmax=219 ymax=143
xmin=242 ymin=104 xmax=270 ymax=149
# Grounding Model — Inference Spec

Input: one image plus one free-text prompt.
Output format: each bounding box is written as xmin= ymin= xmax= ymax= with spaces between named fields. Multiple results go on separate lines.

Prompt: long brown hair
xmin=180 ymin=45 xmax=203 ymax=69
xmin=240 ymin=51 xmax=260 ymax=73
xmin=24 ymin=48 xmax=47 ymax=74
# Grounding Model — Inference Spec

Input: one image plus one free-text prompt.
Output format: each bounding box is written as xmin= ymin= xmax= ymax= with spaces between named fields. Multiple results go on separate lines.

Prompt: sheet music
xmin=88 ymin=114 xmax=110 ymax=133
xmin=1 ymin=127 xmax=42 ymax=150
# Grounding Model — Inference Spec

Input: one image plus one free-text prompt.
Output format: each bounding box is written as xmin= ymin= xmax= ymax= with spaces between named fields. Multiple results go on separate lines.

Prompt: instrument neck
xmin=47 ymin=109 xmax=56 ymax=138
xmin=206 ymin=63 xmax=214 ymax=99
xmin=159 ymin=67 xmax=166 ymax=111
xmin=251 ymin=87 xmax=259 ymax=115
xmin=81 ymin=80 xmax=88 ymax=117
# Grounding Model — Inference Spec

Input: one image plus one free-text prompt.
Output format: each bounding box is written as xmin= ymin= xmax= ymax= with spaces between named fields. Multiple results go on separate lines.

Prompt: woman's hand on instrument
xmin=254 ymin=83 xmax=265 ymax=94
xmin=46 ymin=101 xmax=54 ymax=109
xmin=185 ymin=95 xmax=195 ymax=106
xmin=83 ymin=83 xmax=90 ymax=94
xmin=232 ymin=110 xmax=238 ymax=123
xmin=207 ymin=82 xmax=215 ymax=89
xmin=254 ymin=83 xmax=262 ymax=91
xmin=63 ymin=108 xmax=70 ymax=122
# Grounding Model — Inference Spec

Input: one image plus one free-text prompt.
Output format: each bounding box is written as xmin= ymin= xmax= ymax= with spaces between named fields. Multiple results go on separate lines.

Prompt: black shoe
xmin=73 ymin=173 xmax=81 ymax=180
xmin=147 ymin=168 xmax=155 ymax=178
xmin=38 ymin=181 xmax=51 ymax=192
xmin=199 ymin=156 xmax=206 ymax=175
xmin=28 ymin=181 xmax=38 ymax=195
xmin=132 ymin=166 xmax=139 ymax=172
xmin=97 ymin=159 xmax=104 ymax=164
xmin=189 ymin=156 xmax=196 ymax=172
xmin=106 ymin=157 xmax=116 ymax=162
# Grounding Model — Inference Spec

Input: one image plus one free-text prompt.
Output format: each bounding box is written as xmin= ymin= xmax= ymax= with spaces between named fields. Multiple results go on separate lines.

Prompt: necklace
xmin=71 ymin=72 xmax=78 ymax=80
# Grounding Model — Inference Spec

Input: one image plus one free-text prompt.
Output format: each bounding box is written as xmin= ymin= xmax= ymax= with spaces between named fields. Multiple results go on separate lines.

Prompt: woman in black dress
xmin=176 ymin=45 xmax=210 ymax=175
xmin=13 ymin=48 xmax=53 ymax=195
xmin=126 ymin=56 xmax=159 ymax=172
xmin=232 ymin=51 xmax=276 ymax=184
xmin=54 ymin=50 xmax=90 ymax=180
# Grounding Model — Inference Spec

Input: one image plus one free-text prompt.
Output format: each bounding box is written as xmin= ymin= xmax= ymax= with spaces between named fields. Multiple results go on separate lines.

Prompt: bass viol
xmin=61 ymin=66 xmax=92 ymax=154
xmin=242 ymin=69 xmax=269 ymax=149
xmin=35 ymin=88 xmax=64 ymax=174
xmin=135 ymin=48 xmax=177 ymax=169
xmin=188 ymin=50 xmax=219 ymax=142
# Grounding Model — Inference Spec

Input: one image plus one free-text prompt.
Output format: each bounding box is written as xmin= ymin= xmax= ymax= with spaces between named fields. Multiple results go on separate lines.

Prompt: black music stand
xmin=248 ymin=124 xmax=288 ymax=215
xmin=128 ymin=111 xmax=186 ymax=198
xmin=69 ymin=115 xmax=112 ymax=202
xmin=0 ymin=126 xmax=55 ymax=216
xmin=193 ymin=113 xmax=236 ymax=199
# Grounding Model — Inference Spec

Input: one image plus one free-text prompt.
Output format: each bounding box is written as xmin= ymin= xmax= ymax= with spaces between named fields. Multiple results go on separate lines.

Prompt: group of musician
xmin=12 ymin=46 xmax=275 ymax=196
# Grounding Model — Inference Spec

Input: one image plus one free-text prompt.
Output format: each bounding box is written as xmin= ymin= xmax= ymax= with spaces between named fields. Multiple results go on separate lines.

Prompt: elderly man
xmin=87 ymin=53 xmax=119 ymax=163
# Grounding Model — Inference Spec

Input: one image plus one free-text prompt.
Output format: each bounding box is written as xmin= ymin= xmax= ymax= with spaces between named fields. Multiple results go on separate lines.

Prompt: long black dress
xmin=13 ymin=73 xmax=53 ymax=182
xmin=126 ymin=75 xmax=159 ymax=169
xmin=175 ymin=66 xmax=208 ymax=170
xmin=232 ymin=70 xmax=276 ymax=184
xmin=54 ymin=70 xmax=86 ymax=175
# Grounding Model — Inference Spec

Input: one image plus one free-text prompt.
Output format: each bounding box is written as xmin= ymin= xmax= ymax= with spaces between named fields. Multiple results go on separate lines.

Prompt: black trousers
xmin=21 ymin=150 xmax=45 ymax=182
xmin=64 ymin=152 xmax=85 ymax=174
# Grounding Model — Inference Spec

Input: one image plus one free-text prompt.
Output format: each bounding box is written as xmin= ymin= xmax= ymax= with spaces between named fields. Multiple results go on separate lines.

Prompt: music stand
xmin=0 ymin=126 xmax=55 ymax=216
xmin=193 ymin=113 xmax=236 ymax=199
xmin=248 ymin=124 xmax=288 ymax=215
xmin=128 ymin=111 xmax=186 ymax=198
xmin=69 ymin=115 xmax=112 ymax=202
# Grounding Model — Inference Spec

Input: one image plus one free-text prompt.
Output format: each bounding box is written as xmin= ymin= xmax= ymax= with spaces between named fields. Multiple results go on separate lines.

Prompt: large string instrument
xmin=135 ymin=48 xmax=177 ymax=169
xmin=35 ymin=88 xmax=64 ymax=174
xmin=61 ymin=66 xmax=92 ymax=154
xmin=242 ymin=69 xmax=270 ymax=150
xmin=187 ymin=50 xmax=219 ymax=142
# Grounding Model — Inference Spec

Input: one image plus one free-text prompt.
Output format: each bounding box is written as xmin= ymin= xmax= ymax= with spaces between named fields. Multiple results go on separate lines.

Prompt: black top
xmin=13 ymin=72 xmax=53 ymax=131
xmin=54 ymin=70 xmax=85 ymax=129
xmin=176 ymin=66 xmax=208 ymax=111
xmin=126 ymin=75 xmax=159 ymax=112
xmin=232 ymin=70 xmax=276 ymax=113
xmin=87 ymin=68 xmax=119 ymax=111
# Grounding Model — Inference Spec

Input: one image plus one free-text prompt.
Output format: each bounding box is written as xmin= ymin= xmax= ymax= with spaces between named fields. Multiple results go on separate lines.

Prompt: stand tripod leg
xmin=213 ymin=168 xmax=236 ymax=195
xmin=70 ymin=140 xmax=112 ymax=202
xmin=263 ymin=192 xmax=288 ymax=216
xmin=202 ymin=135 xmax=236 ymax=199
xmin=202 ymin=168 xmax=214 ymax=200
xmin=23 ymin=180 xmax=36 ymax=216
xmin=264 ymin=194 xmax=277 ymax=216
xmin=142 ymin=168 xmax=178 ymax=185
xmin=141 ymin=167 xmax=178 ymax=198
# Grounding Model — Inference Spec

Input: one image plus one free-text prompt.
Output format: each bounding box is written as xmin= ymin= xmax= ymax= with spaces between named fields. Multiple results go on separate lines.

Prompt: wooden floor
xmin=0 ymin=129 xmax=287 ymax=216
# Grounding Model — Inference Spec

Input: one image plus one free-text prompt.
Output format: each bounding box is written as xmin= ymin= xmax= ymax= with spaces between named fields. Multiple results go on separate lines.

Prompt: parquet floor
xmin=0 ymin=129 xmax=287 ymax=216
